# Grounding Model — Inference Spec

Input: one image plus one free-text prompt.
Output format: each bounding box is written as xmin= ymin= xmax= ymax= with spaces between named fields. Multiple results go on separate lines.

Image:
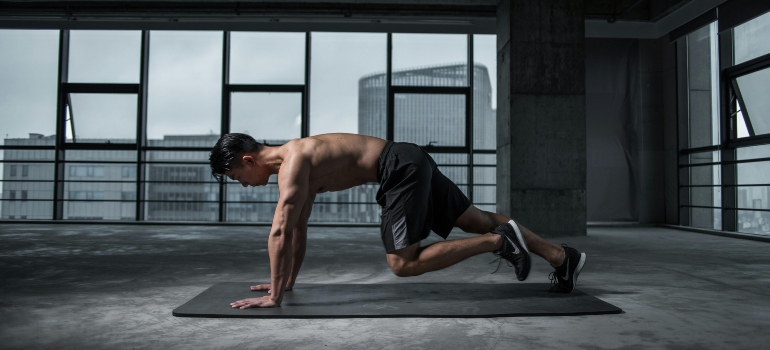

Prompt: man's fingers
xmin=230 ymin=296 xmax=277 ymax=309
xmin=250 ymin=284 xmax=271 ymax=291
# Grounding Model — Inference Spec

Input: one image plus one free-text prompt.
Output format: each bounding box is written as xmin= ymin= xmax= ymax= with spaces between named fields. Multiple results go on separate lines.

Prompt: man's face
xmin=224 ymin=156 xmax=269 ymax=187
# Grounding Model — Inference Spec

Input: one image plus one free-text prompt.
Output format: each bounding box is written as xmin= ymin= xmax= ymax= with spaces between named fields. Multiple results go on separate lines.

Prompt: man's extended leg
xmin=386 ymin=206 xmax=563 ymax=277
xmin=386 ymin=233 xmax=502 ymax=277
xmin=386 ymin=205 xmax=586 ymax=293
xmin=453 ymin=206 xmax=565 ymax=266
xmin=454 ymin=205 xmax=587 ymax=293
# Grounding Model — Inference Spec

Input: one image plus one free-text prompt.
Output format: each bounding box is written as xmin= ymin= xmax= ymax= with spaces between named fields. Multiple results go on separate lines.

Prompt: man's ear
xmin=242 ymin=155 xmax=255 ymax=166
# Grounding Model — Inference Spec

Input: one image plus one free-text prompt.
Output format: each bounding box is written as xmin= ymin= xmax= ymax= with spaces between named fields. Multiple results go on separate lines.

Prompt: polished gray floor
xmin=1 ymin=224 xmax=769 ymax=349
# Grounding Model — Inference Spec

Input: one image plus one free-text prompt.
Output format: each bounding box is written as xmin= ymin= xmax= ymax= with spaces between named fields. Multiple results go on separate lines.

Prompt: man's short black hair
xmin=209 ymin=133 xmax=264 ymax=184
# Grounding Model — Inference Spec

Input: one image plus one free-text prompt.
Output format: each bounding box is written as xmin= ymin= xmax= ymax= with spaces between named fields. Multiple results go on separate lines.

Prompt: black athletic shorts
xmin=376 ymin=141 xmax=472 ymax=253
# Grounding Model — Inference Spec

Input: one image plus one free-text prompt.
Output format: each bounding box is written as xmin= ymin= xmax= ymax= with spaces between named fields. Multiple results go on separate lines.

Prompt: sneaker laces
xmin=488 ymin=254 xmax=514 ymax=274
xmin=549 ymin=271 xmax=559 ymax=286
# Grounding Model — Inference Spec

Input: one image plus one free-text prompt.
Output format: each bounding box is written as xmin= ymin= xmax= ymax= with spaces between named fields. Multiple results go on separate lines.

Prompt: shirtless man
xmin=209 ymin=133 xmax=586 ymax=309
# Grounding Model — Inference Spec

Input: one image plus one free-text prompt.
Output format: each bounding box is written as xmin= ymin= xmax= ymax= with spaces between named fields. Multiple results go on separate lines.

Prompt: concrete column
xmin=496 ymin=0 xmax=586 ymax=237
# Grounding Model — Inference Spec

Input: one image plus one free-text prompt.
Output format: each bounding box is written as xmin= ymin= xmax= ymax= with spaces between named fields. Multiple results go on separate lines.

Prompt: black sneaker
xmin=491 ymin=221 xmax=531 ymax=281
xmin=549 ymin=244 xmax=586 ymax=293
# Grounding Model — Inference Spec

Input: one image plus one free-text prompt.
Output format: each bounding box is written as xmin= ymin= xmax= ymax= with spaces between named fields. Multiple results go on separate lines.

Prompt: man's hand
xmin=250 ymin=283 xmax=293 ymax=294
xmin=230 ymin=296 xmax=279 ymax=309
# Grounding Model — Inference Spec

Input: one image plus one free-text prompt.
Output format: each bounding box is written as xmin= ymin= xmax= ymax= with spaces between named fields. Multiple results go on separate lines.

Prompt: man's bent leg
xmin=386 ymin=235 xmax=502 ymax=277
xmin=454 ymin=205 xmax=565 ymax=267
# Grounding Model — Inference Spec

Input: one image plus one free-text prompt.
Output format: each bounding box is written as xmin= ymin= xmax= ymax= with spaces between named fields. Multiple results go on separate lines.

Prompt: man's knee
xmin=386 ymin=244 xmax=422 ymax=277
xmin=388 ymin=261 xmax=412 ymax=277
xmin=456 ymin=206 xmax=499 ymax=233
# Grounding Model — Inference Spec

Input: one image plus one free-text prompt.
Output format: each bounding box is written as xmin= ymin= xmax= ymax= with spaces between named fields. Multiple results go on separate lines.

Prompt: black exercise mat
xmin=172 ymin=283 xmax=622 ymax=318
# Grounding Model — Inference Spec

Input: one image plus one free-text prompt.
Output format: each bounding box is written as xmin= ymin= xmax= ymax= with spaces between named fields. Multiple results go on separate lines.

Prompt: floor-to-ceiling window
xmin=677 ymin=10 xmax=770 ymax=236
xmin=0 ymin=28 xmax=497 ymax=223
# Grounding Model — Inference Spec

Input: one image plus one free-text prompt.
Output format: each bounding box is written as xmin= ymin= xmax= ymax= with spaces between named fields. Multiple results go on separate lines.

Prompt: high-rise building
xmin=359 ymin=63 xmax=495 ymax=149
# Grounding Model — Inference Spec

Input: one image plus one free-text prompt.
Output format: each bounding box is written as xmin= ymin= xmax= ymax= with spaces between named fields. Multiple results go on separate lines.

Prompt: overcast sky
xmin=1 ymin=30 xmax=495 ymax=144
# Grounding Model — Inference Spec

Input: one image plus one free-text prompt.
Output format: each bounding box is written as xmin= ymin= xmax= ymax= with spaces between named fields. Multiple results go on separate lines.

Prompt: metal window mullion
xmin=62 ymin=83 xmax=140 ymax=93
xmin=676 ymin=38 xmax=690 ymax=226
xmin=467 ymin=34 xmax=474 ymax=203
xmin=720 ymin=29 xmax=737 ymax=232
xmin=53 ymin=29 xmax=70 ymax=221
xmin=227 ymin=84 xmax=304 ymax=92
xmin=386 ymin=33 xmax=393 ymax=142
xmin=303 ymin=31 xmax=310 ymax=138
xmin=135 ymin=30 xmax=150 ymax=222
xmin=219 ymin=31 xmax=231 ymax=223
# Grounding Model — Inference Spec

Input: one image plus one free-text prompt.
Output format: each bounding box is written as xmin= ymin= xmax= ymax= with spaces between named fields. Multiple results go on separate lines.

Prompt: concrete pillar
xmin=496 ymin=0 xmax=586 ymax=237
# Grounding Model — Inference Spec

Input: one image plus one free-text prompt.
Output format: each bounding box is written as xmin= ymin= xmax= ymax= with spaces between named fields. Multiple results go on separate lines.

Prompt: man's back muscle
xmin=280 ymin=134 xmax=387 ymax=195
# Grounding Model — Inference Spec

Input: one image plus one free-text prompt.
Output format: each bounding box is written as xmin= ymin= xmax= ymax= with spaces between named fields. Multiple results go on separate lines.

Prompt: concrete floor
xmin=1 ymin=224 xmax=769 ymax=349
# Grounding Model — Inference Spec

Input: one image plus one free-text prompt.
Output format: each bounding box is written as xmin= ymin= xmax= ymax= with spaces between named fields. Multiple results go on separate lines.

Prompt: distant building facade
xmin=358 ymin=63 xmax=496 ymax=149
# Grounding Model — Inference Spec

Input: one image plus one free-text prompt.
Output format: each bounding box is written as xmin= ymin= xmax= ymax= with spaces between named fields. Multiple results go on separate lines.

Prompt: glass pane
xmin=63 ymin=175 xmax=136 ymax=220
xmin=473 ymin=166 xmax=496 ymax=184
xmin=146 ymin=150 xmax=211 ymax=166
xmin=687 ymin=151 xmax=720 ymax=165
xmin=66 ymin=93 xmax=137 ymax=143
xmin=688 ymin=165 xmax=721 ymax=186
xmin=66 ymin=150 xmax=136 ymax=162
xmin=358 ymin=72 xmax=388 ymax=139
xmin=685 ymin=186 xmax=722 ymax=208
xmin=733 ymin=11 xmax=770 ymax=65
xmin=148 ymin=135 xmax=220 ymax=149
xmin=737 ymin=161 xmax=770 ymax=185
xmin=392 ymin=34 xmax=467 ymax=86
xmin=735 ymin=68 xmax=770 ymax=136
xmin=147 ymin=31 xmax=222 ymax=140
xmin=68 ymin=30 xmax=141 ymax=83
xmin=226 ymin=176 xmax=279 ymax=222
xmin=309 ymin=32 xmax=386 ymax=136
xmin=394 ymin=94 xmax=465 ymax=147
xmin=311 ymin=187 xmax=381 ymax=223
xmin=737 ymin=144 xmax=770 ymax=160
xmin=145 ymin=164 xmax=219 ymax=222
xmin=737 ymin=210 xmax=770 ymax=235
xmin=226 ymin=203 xmax=275 ymax=223
xmin=737 ymin=109 xmax=750 ymax=138
xmin=688 ymin=207 xmax=722 ymax=230
xmin=473 ymin=34 xmax=496 ymax=150
xmin=0 ymin=30 xmax=59 ymax=146
xmin=63 ymin=200 xmax=135 ymax=221
xmin=146 ymin=200 xmax=218 ymax=222
xmin=687 ymin=23 xmax=719 ymax=148
xmin=230 ymin=32 xmax=305 ymax=85
xmin=231 ymin=92 xmax=301 ymax=143
xmin=146 ymin=164 xmax=213 ymax=184
xmin=1 ymin=178 xmax=54 ymax=220
xmin=473 ymin=153 xmax=496 ymax=164
xmin=736 ymin=186 xmax=770 ymax=210
xmin=309 ymin=202 xmax=381 ymax=223
xmin=473 ymin=185 xmax=496 ymax=205
xmin=1 ymin=146 xmax=55 ymax=220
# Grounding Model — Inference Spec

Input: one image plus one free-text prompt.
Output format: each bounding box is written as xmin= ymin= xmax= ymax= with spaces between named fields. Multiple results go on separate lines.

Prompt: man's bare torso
xmin=278 ymin=134 xmax=387 ymax=195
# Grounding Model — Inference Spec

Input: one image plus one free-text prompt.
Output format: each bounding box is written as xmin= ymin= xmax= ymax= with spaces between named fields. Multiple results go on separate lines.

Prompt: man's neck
xmin=255 ymin=146 xmax=284 ymax=175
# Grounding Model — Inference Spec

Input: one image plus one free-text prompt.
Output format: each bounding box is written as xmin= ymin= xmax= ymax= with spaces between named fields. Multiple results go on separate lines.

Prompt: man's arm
xmin=286 ymin=193 xmax=315 ymax=290
xmin=250 ymin=193 xmax=314 ymax=292
xmin=230 ymin=153 xmax=310 ymax=309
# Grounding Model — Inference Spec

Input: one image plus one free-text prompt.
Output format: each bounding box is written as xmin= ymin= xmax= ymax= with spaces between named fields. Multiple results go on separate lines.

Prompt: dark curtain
xmin=585 ymin=38 xmax=640 ymax=221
